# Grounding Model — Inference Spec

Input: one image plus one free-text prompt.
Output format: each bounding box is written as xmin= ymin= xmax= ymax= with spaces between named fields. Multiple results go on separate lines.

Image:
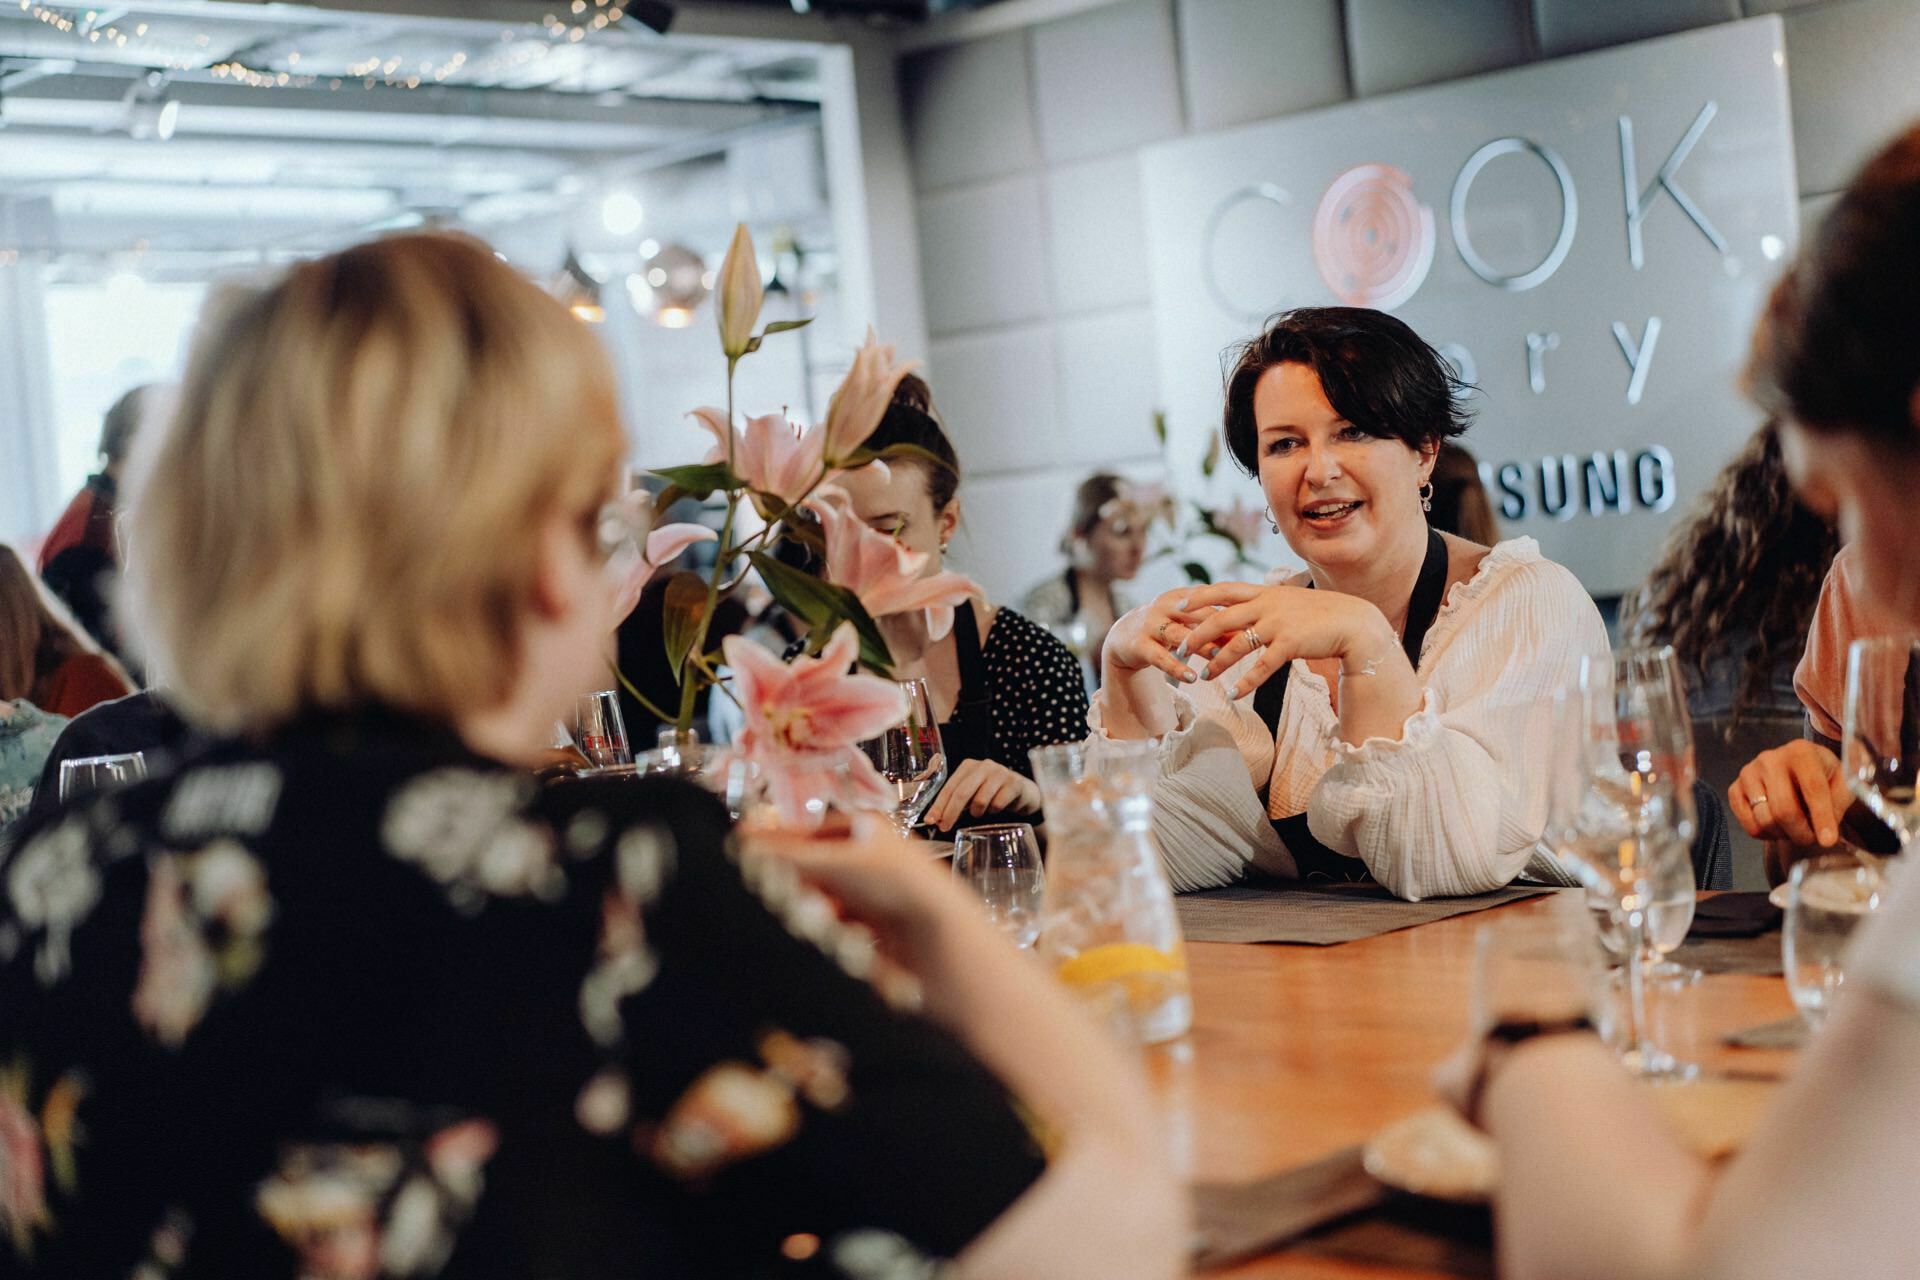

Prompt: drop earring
xmin=1263 ymin=507 xmax=1279 ymax=533
xmin=1418 ymin=481 xmax=1434 ymax=514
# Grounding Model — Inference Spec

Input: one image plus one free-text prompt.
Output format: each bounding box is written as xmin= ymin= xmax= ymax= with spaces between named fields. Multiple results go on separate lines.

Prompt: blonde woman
xmin=0 ymin=544 xmax=132 ymax=718
xmin=0 ymin=236 xmax=1181 ymax=1279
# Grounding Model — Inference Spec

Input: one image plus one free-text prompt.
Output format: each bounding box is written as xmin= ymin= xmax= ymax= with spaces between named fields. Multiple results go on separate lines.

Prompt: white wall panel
xmin=927 ymin=323 xmax=1063 ymax=476
xmin=1783 ymin=0 xmax=1920 ymax=195
xmin=1030 ymin=0 xmax=1185 ymax=164
xmin=1531 ymin=0 xmax=1741 ymax=57
xmin=1345 ymin=0 xmax=1533 ymax=96
xmin=915 ymin=175 xmax=1051 ymax=335
xmin=899 ymin=31 xmax=1039 ymax=192
xmin=1176 ymin=0 xmax=1349 ymax=133
xmin=1045 ymin=153 xmax=1152 ymax=314
xmin=1054 ymin=307 xmax=1164 ymax=468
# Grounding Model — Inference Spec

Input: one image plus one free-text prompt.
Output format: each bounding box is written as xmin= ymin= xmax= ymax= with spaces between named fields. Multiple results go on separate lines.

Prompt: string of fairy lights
xmin=12 ymin=0 xmax=639 ymax=93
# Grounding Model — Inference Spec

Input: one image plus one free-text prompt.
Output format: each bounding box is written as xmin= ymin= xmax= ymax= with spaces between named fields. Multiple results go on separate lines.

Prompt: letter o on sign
xmin=1449 ymin=138 xmax=1579 ymax=293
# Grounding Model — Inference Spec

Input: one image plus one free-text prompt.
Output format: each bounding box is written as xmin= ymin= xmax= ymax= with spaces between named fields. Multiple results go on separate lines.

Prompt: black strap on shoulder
xmin=950 ymin=603 xmax=993 ymax=721
xmin=1063 ymin=567 xmax=1081 ymax=617
xmin=1253 ymin=528 xmax=1450 ymax=883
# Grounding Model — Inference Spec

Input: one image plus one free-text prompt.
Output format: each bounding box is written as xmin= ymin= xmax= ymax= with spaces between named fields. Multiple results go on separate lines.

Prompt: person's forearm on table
xmin=1483 ymin=1036 xmax=1710 ymax=1280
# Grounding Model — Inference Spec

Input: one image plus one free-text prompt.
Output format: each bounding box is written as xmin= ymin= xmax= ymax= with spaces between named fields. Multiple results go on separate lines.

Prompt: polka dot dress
xmin=958 ymin=607 xmax=1091 ymax=776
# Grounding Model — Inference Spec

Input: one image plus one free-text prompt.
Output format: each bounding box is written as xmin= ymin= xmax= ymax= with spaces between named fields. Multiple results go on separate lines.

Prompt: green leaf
xmin=648 ymin=463 xmax=742 ymax=499
xmin=842 ymin=441 xmax=956 ymax=479
xmin=760 ymin=317 xmax=813 ymax=336
xmin=661 ymin=572 xmax=711 ymax=679
xmin=1152 ymin=411 xmax=1169 ymax=446
xmin=654 ymin=484 xmax=688 ymax=515
xmin=742 ymin=336 xmax=763 ymax=355
xmin=1182 ymin=561 xmax=1212 ymax=584
xmin=1201 ymin=431 xmax=1222 ymax=478
xmin=749 ymin=550 xmax=894 ymax=673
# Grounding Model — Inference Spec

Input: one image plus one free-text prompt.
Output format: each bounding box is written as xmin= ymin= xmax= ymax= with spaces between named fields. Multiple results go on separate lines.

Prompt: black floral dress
xmin=0 ymin=708 xmax=1044 ymax=1278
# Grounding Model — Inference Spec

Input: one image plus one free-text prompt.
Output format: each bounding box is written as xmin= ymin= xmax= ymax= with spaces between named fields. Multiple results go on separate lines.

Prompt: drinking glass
xmin=952 ymin=823 xmax=1045 ymax=949
xmin=58 ymin=751 xmax=148 ymax=802
xmin=1545 ymin=647 xmax=1699 ymax=1077
xmin=1031 ymin=740 xmax=1191 ymax=1045
xmin=858 ymin=677 xmax=946 ymax=837
xmin=1783 ymin=853 xmax=1887 ymax=1030
xmin=1841 ymin=636 xmax=1920 ymax=849
xmin=574 ymin=690 xmax=633 ymax=771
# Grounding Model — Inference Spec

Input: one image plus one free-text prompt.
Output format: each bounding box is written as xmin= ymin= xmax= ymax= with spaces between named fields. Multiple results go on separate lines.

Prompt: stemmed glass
xmin=1841 ymin=636 xmax=1920 ymax=850
xmin=575 ymin=690 xmax=633 ymax=772
xmin=1545 ymin=647 xmax=1698 ymax=1077
xmin=952 ymin=823 xmax=1046 ymax=948
xmin=858 ymin=677 xmax=946 ymax=838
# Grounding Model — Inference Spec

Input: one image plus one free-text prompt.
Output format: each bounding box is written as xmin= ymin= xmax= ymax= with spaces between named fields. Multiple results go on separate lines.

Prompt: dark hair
xmin=1623 ymin=421 xmax=1839 ymax=730
xmin=1747 ymin=124 xmax=1920 ymax=448
xmin=860 ymin=371 xmax=962 ymax=510
xmin=1424 ymin=442 xmax=1500 ymax=546
xmin=1221 ymin=307 xmax=1470 ymax=475
xmin=1068 ymin=472 xmax=1126 ymax=540
xmin=99 ymin=383 xmax=154 ymax=465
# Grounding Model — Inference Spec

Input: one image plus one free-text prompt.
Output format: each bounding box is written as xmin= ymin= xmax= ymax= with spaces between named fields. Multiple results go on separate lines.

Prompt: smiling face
xmin=1253 ymin=362 xmax=1436 ymax=575
xmin=1779 ymin=416 xmax=1920 ymax=628
xmin=831 ymin=460 xmax=958 ymax=575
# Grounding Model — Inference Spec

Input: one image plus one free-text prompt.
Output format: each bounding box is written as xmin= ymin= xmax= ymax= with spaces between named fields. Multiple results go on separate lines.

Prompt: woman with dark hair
xmin=1444 ymin=121 xmax=1920 ymax=1280
xmin=831 ymin=375 xmax=1091 ymax=833
xmin=1424 ymin=441 xmax=1500 ymax=546
xmin=1093 ymin=307 xmax=1606 ymax=897
xmin=1622 ymin=421 xmax=1841 ymax=884
xmin=1020 ymin=472 xmax=1150 ymax=690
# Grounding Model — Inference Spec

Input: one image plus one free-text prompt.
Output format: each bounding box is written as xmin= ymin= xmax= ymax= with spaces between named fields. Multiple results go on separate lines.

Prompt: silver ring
xmin=1243 ymin=627 xmax=1265 ymax=651
xmin=1750 ymin=793 xmax=1770 ymax=810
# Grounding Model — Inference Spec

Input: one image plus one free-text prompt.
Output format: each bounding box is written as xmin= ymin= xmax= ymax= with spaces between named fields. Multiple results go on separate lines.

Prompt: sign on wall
xmin=1139 ymin=17 xmax=1798 ymax=595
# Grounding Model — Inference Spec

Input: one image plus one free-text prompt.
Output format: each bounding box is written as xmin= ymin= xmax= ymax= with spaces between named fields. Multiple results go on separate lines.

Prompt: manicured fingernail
xmin=1176 ymin=597 xmax=1190 ymax=612
xmin=1223 ymin=681 xmax=1239 ymax=700
xmin=1173 ymin=640 xmax=1189 ymax=659
xmin=1181 ymin=668 xmax=1198 ymax=683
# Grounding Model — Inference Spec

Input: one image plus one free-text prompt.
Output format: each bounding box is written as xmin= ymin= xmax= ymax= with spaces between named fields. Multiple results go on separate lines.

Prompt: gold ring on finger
xmin=1243 ymin=627 xmax=1265 ymax=651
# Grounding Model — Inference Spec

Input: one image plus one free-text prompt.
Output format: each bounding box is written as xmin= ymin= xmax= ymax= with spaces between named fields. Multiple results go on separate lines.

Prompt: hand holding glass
xmin=858 ymin=677 xmax=946 ymax=837
xmin=1841 ymin=636 xmax=1920 ymax=849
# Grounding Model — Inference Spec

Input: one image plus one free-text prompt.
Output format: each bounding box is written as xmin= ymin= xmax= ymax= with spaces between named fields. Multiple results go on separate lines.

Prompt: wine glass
xmin=952 ymin=823 xmax=1045 ymax=948
xmin=858 ymin=677 xmax=946 ymax=837
xmin=1783 ymin=853 xmax=1887 ymax=1030
xmin=1545 ymin=648 xmax=1698 ymax=1077
xmin=58 ymin=751 xmax=147 ymax=803
xmin=574 ymin=690 xmax=633 ymax=772
xmin=1841 ymin=636 xmax=1920 ymax=849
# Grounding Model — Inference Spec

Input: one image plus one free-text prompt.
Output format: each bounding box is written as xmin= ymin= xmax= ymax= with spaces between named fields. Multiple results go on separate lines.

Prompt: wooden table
xmin=1148 ymin=893 xmax=1798 ymax=1278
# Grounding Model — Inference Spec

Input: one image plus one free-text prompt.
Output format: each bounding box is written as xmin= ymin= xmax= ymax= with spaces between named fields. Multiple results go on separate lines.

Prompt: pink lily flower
xmin=806 ymin=486 xmax=982 ymax=642
xmin=822 ymin=328 xmax=920 ymax=464
xmin=722 ymin=623 xmax=906 ymax=826
xmin=604 ymin=489 xmax=717 ymax=624
xmin=690 ymin=407 xmax=828 ymax=519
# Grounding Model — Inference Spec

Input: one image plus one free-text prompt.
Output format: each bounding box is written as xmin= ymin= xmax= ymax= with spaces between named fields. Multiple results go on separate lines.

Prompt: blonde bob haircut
xmin=124 ymin=233 xmax=626 ymax=734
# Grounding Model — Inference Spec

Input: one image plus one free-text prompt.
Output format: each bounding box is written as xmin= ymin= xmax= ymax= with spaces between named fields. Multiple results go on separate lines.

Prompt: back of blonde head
xmin=125 ymin=234 xmax=626 ymax=733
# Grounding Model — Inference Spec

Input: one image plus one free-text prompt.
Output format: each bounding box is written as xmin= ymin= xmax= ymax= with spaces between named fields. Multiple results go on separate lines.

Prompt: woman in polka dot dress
xmin=830 ymin=375 xmax=1091 ymax=833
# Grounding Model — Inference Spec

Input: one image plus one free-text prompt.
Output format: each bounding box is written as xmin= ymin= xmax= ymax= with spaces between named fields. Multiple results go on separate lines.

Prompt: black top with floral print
xmin=0 ymin=707 xmax=1044 ymax=1279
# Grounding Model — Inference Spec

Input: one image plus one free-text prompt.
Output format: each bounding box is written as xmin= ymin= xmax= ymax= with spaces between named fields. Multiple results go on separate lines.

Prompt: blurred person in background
xmin=0 ymin=543 xmax=133 ymax=718
xmin=0 ymin=233 xmax=1182 ymax=1279
xmin=0 ymin=696 xmax=66 ymax=835
xmin=1450 ymin=121 xmax=1920 ymax=1280
xmin=1423 ymin=441 xmax=1500 ymax=546
xmin=834 ymin=375 xmax=1092 ymax=833
xmin=1021 ymin=472 xmax=1150 ymax=691
xmin=38 ymin=382 xmax=155 ymax=672
xmin=1623 ymin=420 xmax=1841 ymax=887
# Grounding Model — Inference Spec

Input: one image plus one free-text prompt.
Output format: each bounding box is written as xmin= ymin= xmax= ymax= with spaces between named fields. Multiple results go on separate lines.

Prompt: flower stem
xmin=678 ymin=363 xmax=744 ymax=734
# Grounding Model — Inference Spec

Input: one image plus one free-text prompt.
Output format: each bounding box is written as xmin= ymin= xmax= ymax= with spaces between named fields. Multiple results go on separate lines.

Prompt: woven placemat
xmin=1175 ymin=882 xmax=1552 ymax=945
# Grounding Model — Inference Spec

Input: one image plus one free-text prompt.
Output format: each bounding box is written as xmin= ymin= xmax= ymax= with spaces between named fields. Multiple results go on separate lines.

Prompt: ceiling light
xmin=601 ymin=190 xmax=645 ymax=237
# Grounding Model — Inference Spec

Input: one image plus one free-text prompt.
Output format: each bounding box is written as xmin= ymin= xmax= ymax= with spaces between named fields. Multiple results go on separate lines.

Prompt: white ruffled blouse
xmin=1088 ymin=538 xmax=1607 ymax=901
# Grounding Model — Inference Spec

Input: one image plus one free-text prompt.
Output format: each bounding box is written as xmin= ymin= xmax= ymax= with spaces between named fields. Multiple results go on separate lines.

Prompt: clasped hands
xmin=1107 ymin=582 xmax=1400 ymax=699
